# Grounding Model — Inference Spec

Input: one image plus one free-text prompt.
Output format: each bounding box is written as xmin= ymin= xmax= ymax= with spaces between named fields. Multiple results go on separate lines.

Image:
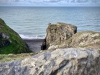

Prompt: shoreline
xmin=23 ymin=39 xmax=44 ymax=41
xmin=23 ymin=39 xmax=44 ymax=53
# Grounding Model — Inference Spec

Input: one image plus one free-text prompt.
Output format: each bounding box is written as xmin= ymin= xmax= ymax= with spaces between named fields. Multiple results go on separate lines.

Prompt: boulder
xmin=63 ymin=31 xmax=100 ymax=50
xmin=41 ymin=22 xmax=77 ymax=50
xmin=0 ymin=48 xmax=99 ymax=75
xmin=0 ymin=18 xmax=31 ymax=54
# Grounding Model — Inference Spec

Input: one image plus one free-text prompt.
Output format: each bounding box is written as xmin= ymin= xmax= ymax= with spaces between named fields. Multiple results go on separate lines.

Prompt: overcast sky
xmin=0 ymin=0 xmax=100 ymax=6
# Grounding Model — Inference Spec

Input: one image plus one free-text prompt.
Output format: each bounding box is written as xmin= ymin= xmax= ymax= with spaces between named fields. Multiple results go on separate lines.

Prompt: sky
xmin=0 ymin=0 xmax=100 ymax=6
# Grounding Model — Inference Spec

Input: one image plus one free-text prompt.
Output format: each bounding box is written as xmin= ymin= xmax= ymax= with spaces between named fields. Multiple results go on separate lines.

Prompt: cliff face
xmin=41 ymin=22 xmax=77 ymax=50
xmin=0 ymin=48 xmax=99 ymax=75
xmin=0 ymin=18 xmax=31 ymax=54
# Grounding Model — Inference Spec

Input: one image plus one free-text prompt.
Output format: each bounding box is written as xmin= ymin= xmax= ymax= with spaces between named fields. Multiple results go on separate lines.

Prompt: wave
xmin=19 ymin=34 xmax=45 ymax=39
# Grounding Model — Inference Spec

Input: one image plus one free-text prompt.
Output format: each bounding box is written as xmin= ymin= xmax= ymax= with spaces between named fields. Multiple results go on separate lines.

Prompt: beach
xmin=24 ymin=39 xmax=44 ymax=52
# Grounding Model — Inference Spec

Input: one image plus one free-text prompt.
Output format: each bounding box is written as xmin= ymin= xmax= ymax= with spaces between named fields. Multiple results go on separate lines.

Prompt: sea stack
xmin=41 ymin=22 xmax=77 ymax=50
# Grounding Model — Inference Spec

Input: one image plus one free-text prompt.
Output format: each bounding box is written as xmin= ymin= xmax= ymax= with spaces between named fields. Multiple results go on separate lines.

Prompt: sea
xmin=0 ymin=7 xmax=100 ymax=39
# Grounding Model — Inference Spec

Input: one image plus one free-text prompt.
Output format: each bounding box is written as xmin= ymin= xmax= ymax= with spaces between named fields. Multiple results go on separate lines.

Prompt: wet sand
xmin=23 ymin=39 xmax=44 ymax=53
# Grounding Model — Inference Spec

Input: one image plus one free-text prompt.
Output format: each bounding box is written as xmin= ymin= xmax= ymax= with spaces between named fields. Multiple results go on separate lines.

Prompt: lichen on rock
xmin=0 ymin=18 xmax=31 ymax=54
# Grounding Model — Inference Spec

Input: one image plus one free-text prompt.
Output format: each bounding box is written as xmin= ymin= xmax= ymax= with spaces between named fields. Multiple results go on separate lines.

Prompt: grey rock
xmin=0 ymin=39 xmax=12 ymax=48
xmin=0 ymin=48 xmax=100 ymax=75
xmin=0 ymin=33 xmax=11 ymax=48
xmin=0 ymin=33 xmax=10 ymax=39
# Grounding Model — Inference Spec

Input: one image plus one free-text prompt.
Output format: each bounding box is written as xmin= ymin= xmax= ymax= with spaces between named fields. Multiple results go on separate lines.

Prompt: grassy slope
xmin=0 ymin=18 xmax=31 ymax=54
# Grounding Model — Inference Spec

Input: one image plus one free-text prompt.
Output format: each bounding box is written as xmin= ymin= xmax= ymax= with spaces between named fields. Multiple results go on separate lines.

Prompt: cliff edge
xmin=0 ymin=18 xmax=31 ymax=54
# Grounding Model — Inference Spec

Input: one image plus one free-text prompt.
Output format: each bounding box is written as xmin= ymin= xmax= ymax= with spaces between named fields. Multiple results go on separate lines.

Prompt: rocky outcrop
xmin=41 ymin=22 xmax=77 ymax=50
xmin=0 ymin=33 xmax=11 ymax=48
xmin=0 ymin=18 xmax=31 ymax=54
xmin=41 ymin=22 xmax=100 ymax=50
xmin=0 ymin=48 xmax=100 ymax=75
xmin=62 ymin=31 xmax=100 ymax=50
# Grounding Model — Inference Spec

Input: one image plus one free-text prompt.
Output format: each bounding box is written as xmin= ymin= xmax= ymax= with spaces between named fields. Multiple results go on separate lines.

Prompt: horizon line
xmin=0 ymin=5 xmax=100 ymax=7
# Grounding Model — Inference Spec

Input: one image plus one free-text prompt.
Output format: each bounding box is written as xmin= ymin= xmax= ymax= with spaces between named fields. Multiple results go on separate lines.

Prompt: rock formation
xmin=41 ymin=22 xmax=77 ymax=50
xmin=63 ymin=31 xmax=100 ymax=50
xmin=0 ymin=48 xmax=99 ymax=75
xmin=0 ymin=33 xmax=11 ymax=48
xmin=0 ymin=18 xmax=31 ymax=54
xmin=41 ymin=22 xmax=100 ymax=50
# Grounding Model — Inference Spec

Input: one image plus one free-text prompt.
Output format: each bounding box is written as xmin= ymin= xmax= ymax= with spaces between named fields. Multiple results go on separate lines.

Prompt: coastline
xmin=23 ymin=39 xmax=44 ymax=52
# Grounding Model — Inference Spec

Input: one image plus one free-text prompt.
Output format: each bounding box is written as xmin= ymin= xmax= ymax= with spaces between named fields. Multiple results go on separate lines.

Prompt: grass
xmin=0 ymin=50 xmax=50 ymax=62
xmin=0 ymin=53 xmax=36 ymax=62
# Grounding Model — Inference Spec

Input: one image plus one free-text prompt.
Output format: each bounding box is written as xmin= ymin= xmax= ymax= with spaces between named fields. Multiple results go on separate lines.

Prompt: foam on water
xmin=19 ymin=34 xmax=45 ymax=39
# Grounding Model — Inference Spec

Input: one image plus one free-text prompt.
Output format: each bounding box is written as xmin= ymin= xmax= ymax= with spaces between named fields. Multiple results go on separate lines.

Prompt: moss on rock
xmin=0 ymin=18 xmax=31 ymax=54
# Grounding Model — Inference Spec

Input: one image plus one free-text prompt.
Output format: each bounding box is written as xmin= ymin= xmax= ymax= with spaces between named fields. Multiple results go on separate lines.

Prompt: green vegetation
xmin=0 ymin=51 xmax=45 ymax=62
xmin=0 ymin=18 xmax=31 ymax=54
xmin=0 ymin=53 xmax=35 ymax=62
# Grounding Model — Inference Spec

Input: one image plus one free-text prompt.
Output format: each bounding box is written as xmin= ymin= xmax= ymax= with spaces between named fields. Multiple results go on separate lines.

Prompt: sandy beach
xmin=23 ymin=39 xmax=44 ymax=53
